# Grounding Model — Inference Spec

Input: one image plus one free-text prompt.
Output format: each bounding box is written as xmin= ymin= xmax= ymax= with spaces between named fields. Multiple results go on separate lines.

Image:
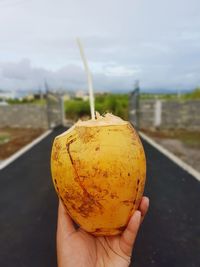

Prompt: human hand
xmin=57 ymin=196 xmax=149 ymax=267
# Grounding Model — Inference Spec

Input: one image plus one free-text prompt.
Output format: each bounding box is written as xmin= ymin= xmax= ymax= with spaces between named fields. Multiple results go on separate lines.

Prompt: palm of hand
xmin=57 ymin=197 xmax=149 ymax=267
xmin=60 ymin=230 xmax=130 ymax=267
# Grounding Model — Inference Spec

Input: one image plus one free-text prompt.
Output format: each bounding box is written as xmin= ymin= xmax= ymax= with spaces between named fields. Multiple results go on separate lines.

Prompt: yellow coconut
xmin=51 ymin=113 xmax=146 ymax=236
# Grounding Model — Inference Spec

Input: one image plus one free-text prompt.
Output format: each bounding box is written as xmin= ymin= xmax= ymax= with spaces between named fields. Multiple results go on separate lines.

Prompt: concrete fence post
xmin=154 ymin=100 xmax=162 ymax=127
xmin=61 ymin=96 xmax=65 ymax=126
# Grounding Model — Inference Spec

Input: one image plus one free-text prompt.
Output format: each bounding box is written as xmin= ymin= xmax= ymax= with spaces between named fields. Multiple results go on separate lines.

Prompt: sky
xmin=0 ymin=0 xmax=200 ymax=92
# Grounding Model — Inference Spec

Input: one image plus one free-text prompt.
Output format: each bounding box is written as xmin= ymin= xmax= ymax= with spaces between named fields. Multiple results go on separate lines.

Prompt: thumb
xmin=119 ymin=211 xmax=141 ymax=257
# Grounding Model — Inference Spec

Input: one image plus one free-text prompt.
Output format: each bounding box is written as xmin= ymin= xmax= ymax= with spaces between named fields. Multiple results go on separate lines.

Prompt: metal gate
xmin=46 ymin=90 xmax=65 ymax=128
xmin=129 ymin=85 xmax=140 ymax=129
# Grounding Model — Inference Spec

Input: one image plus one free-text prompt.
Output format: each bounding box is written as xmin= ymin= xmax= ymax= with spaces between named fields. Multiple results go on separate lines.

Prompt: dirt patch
xmin=0 ymin=128 xmax=45 ymax=160
xmin=141 ymin=129 xmax=200 ymax=172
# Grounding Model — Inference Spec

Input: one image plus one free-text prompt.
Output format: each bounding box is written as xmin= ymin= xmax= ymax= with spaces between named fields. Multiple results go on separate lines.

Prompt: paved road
xmin=0 ymin=127 xmax=199 ymax=267
xmin=0 ymin=128 xmax=60 ymax=267
xmin=133 ymin=140 xmax=200 ymax=267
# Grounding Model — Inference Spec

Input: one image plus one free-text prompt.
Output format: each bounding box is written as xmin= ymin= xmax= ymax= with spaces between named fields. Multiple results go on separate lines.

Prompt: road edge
xmin=139 ymin=131 xmax=200 ymax=182
xmin=0 ymin=129 xmax=52 ymax=170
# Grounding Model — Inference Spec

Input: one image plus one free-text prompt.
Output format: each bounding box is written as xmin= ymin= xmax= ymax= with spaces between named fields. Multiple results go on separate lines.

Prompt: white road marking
xmin=0 ymin=130 xmax=52 ymax=170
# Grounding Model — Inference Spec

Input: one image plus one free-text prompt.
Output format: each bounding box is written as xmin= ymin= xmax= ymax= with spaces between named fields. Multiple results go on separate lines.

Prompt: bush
xmin=183 ymin=87 xmax=200 ymax=100
xmin=65 ymin=94 xmax=129 ymax=120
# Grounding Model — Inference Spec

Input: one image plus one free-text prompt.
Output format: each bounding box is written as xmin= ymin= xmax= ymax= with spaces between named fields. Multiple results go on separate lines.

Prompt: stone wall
xmin=137 ymin=100 xmax=200 ymax=130
xmin=138 ymin=100 xmax=155 ymax=128
xmin=0 ymin=105 xmax=49 ymax=129
xmin=162 ymin=100 xmax=200 ymax=129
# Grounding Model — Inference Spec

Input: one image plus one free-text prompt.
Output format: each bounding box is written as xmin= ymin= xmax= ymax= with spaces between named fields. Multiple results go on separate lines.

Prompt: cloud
xmin=0 ymin=59 xmax=139 ymax=91
xmin=0 ymin=0 xmax=200 ymax=91
xmin=2 ymin=59 xmax=34 ymax=80
xmin=103 ymin=65 xmax=141 ymax=77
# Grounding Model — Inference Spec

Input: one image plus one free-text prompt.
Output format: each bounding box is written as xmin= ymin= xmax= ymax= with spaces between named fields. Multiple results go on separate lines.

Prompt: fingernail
xmin=144 ymin=196 xmax=150 ymax=206
xmin=135 ymin=210 xmax=141 ymax=217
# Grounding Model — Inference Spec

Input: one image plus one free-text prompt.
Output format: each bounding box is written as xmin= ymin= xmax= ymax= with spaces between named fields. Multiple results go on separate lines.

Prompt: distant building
xmin=75 ymin=90 xmax=84 ymax=98
xmin=63 ymin=93 xmax=71 ymax=101
xmin=0 ymin=99 xmax=9 ymax=106
xmin=75 ymin=90 xmax=89 ymax=101
xmin=24 ymin=94 xmax=35 ymax=101
xmin=33 ymin=93 xmax=41 ymax=100
xmin=95 ymin=91 xmax=109 ymax=96
xmin=83 ymin=95 xmax=89 ymax=101
xmin=0 ymin=89 xmax=15 ymax=99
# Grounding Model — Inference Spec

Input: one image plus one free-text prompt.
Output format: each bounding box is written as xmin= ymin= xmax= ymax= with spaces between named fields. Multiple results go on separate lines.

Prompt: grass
xmin=142 ymin=129 xmax=200 ymax=148
xmin=140 ymin=93 xmax=178 ymax=100
xmin=0 ymin=134 xmax=10 ymax=145
xmin=182 ymin=88 xmax=200 ymax=100
xmin=176 ymin=131 xmax=200 ymax=148
xmin=140 ymin=87 xmax=200 ymax=101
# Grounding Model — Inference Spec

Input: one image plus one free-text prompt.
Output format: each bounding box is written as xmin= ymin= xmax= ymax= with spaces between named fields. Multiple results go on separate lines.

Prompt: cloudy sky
xmin=0 ymin=0 xmax=200 ymax=92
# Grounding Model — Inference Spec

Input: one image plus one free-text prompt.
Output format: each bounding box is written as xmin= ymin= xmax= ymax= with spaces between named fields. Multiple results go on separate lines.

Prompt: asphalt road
xmin=0 ymin=128 xmax=60 ymax=267
xmin=0 ymin=127 xmax=200 ymax=267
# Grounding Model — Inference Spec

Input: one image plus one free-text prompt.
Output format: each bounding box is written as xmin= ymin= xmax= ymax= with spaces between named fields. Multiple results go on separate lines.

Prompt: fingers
xmin=57 ymin=201 xmax=77 ymax=267
xmin=119 ymin=210 xmax=141 ymax=257
xmin=139 ymin=196 xmax=149 ymax=223
xmin=57 ymin=200 xmax=76 ymax=238
xmin=119 ymin=196 xmax=149 ymax=257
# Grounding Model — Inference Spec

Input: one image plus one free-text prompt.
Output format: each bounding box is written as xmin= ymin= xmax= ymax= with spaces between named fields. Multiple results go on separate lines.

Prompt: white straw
xmin=76 ymin=38 xmax=95 ymax=120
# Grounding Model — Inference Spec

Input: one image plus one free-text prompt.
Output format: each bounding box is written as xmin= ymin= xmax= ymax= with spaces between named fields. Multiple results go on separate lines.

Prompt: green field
xmin=0 ymin=133 xmax=10 ymax=145
xmin=65 ymin=94 xmax=129 ymax=120
xmin=140 ymin=87 xmax=200 ymax=100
